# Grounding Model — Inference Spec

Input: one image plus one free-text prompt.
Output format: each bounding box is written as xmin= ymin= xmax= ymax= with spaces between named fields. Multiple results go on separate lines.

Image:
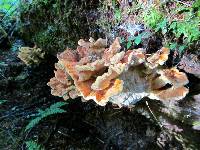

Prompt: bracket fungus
xmin=146 ymin=47 xmax=170 ymax=69
xmin=48 ymin=37 xmax=189 ymax=107
xmin=47 ymin=63 xmax=79 ymax=100
xmin=18 ymin=46 xmax=45 ymax=66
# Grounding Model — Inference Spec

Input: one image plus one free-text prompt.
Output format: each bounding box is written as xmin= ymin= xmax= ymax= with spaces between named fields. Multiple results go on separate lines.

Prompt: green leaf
xmin=37 ymin=109 xmax=44 ymax=114
xmin=134 ymin=34 xmax=142 ymax=45
xmin=169 ymin=22 xmax=177 ymax=30
xmin=155 ymin=18 xmax=167 ymax=33
xmin=0 ymin=100 xmax=7 ymax=105
xmin=0 ymin=62 xmax=8 ymax=66
xmin=127 ymin=41 xmax=132 ymax=49
xmin=141 ymin=32 xmax=151 ymax=38
xmin=169 ymin=43 xmax=177 ymax=50
xmin=178 ymin=45 xmax=186 ymax=53
xmin=26 ymin=140 xmax=44 ymax=150
xmin=162 ymin=28 xmax=167 ymax=34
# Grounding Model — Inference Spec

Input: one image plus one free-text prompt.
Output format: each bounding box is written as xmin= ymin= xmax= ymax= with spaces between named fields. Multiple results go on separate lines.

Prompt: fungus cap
xmin=146 ymin=47 xmax=169 ymax=69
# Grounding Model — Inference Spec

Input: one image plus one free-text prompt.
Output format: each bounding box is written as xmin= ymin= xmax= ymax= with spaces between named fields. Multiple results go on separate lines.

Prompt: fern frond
xmin=0 ymin=99 xmax=7 ymax=105
xmin=49 ymin=101 xmax=68 ymax=109
xmin=25 ymin=117 xmax=43 ymax=131
xmin=26 ymin=140 xmax=44 ymax=150
xmin=25 ymin=102 xmax=67 ymax=131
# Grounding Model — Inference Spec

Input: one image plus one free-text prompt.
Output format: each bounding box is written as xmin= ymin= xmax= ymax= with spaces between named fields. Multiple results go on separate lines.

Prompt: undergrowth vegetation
xmin=142 ymin=1 xmax=200 ymax=54
xmin=98 ymin=0 xmax=200 ymax=55
xmin=22 ymin=102 xmax=67 ymax=149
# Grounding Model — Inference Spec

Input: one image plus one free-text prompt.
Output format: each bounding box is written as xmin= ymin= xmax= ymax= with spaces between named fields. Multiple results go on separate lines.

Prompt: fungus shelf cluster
xmin=48 ymin=37 xmax=189 ymax=107
xmin=18 ymin=47 xmax=45 ymax=66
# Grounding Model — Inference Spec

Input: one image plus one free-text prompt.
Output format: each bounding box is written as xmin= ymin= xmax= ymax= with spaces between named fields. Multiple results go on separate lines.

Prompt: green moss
xmin=143 ymin=7 xmax=164 ymax=29
xmin=19 ymin=0 xmax=99 ymax=53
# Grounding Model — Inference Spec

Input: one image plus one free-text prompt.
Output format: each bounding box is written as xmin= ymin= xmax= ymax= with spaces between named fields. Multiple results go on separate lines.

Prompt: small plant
xmin=155 ymin=18 xmax=168 ymax=34
xmin=26 ymin=140 xmax=44 ymax=150
xmin=25 ymin=102 xmax=67 ymax=131
xmin=170 ymin=19 xmax=200 ymax=44
xmin=125 ymin=32 xmax=151 ymax=49
xmin=141 ymin=1 xmax=200 ymax=53
xmin=169 ymin=42 xmax=186 ymax=54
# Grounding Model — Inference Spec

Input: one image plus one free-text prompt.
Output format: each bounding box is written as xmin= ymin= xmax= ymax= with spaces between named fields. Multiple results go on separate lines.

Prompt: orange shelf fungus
xmin=149 ymin=68 xmax=189 ymax=101
xmin=157 ymin=68 xmax=189 ymax=88
xmin=47 ymin=63 xmax=79 ymax=100
xmin=48 ymin=37 xmax=189 ymax=107
xmin=146 ymin=47 xmax=169 ymax=69
xmin=148 ymin=86 xmax=189 ymax=101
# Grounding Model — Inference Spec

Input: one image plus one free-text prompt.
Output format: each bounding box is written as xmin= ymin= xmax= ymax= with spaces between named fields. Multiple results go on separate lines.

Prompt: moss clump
xmin=143 ymin=7 xmax=164 ymax=29
xmin=18 ymin=0 xmax=99 ymax=53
